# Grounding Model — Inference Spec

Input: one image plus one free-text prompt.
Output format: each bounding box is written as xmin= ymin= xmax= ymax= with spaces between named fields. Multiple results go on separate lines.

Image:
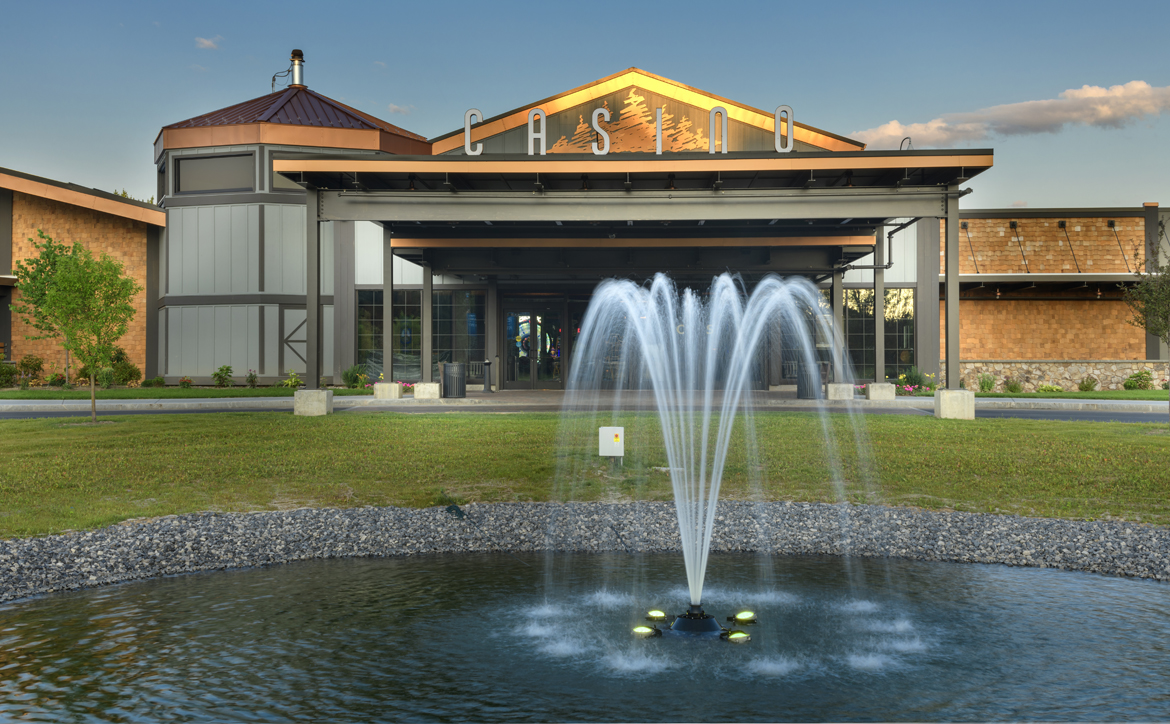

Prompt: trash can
xmin=442 ymin=361 xmax=466 ymax=398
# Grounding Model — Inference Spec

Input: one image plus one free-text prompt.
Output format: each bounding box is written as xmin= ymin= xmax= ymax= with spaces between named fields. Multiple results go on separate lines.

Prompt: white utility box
xmin=599 ymin=427 xmax=625 ymax=457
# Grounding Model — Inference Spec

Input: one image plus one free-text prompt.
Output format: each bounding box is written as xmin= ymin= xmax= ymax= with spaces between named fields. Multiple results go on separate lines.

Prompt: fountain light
xmin=723 ymin=630 xmax=751 ymax=644
xmin=646 ymin=610 xmax=666 ymax=622
xmin=728 ymin=611 xmax=757 ymax=625
xmin=633 ymin=625 xmax=662 ymax=639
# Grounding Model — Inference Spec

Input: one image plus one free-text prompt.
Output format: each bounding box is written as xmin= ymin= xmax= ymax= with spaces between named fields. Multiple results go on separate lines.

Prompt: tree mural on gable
xmin=548 ymin=89 xmax=711 ymax=153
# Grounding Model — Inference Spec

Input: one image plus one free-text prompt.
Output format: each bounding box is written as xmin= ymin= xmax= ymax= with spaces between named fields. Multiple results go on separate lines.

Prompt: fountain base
xmin=667 ymin=606 xmax=725 ymax=637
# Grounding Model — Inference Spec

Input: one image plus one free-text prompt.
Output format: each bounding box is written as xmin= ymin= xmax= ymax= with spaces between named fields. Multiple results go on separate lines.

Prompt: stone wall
xmin=940 ymin=359 xmax=1169 ymax=392
xmin=9 ymin=192 xmax=150 ymax=379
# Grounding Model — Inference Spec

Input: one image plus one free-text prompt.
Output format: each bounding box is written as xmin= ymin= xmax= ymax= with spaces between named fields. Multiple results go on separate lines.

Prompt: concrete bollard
xmin=294 ymin=389 xmax=333 ymax=416
xmin=413 ymin=382 xmax=441 ymax=399
xmin=865 ymin=383 xmax=896 ymax=401
xmin=934 ymin=389 xmax=975 ymax=419
xmin=373 ymin=382 xmax=403 ymax=399
xmin=826 ymin=383 xmax=854 ymax=400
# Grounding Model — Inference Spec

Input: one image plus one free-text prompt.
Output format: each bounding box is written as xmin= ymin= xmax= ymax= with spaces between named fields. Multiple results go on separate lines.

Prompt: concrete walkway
xmin=0 ymin=390 xmax=1165 ymax=413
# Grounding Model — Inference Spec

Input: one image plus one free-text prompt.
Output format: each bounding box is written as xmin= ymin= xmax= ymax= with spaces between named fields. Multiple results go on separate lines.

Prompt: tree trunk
xmin=90 ymin=373 xmax=96 ymax=424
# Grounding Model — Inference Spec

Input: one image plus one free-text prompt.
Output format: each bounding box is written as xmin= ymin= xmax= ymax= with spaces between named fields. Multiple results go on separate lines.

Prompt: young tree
xmin=9 ymin=231 xmax=75 ymax=382
xmin=1123 ymin=226 xmax=1170 ymax=424
xmin=45 ymin=246 xmax=143 ymax=423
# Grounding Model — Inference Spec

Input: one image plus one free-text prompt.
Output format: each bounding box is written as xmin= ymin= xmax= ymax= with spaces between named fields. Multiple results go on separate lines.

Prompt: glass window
xmin=175 ymin=155 xmax=254 ymax=193
xmin=884 ymin=289 xmax=916 ymax=380
xmin=843 ymin=289 xmax=876 ymax=381
xmin=355 ymin=289 xmax=423 ymax=382
xmin=432 ymin=290 xmax=486 ymax=381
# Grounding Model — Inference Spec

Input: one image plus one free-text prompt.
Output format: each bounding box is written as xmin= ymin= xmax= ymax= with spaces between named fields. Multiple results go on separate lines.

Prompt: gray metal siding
xmin=168 ymin=204 xmax=262 ymax=295
xmin=163 ymin=304 xmax=267 ymax=377
xmin=264 ymin=205 xmax=306 ymax=294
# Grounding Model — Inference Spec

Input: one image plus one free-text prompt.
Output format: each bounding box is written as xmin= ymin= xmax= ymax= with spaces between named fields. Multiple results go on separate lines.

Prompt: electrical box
xmin=599 ymin=426 xmax=625 ymax=457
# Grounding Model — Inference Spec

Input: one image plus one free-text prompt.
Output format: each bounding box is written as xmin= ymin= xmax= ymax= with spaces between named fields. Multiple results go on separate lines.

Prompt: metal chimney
xmin=290 ymin=49 xmax=305 ymax=87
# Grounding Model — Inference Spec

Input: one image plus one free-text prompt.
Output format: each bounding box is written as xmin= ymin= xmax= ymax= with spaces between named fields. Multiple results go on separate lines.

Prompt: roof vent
xmin=290 ymin=49 xmax=305 ymax=87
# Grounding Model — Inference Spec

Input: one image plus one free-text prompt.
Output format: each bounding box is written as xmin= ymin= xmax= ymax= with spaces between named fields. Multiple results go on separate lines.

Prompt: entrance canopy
xmin=275 ymin=149 xmax=991 ymax=281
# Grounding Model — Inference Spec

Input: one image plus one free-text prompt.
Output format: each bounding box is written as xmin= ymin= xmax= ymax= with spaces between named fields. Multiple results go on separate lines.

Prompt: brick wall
xmin=8 ymin=192 xmax=149 ymax=379
xmin=939 ymin=298 xmax=1147 ymax=361
xmin=939 ymin=217 xmax=1145 ymax=274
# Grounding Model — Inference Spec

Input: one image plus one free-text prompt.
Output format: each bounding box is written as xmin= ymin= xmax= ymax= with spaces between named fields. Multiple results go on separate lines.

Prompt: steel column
xmin=915 ymin=220 xmax=941 ymax=379
xmin=333 ymin=221 xmax=356 ymax=383
xmin=831 ymin=270 xmax=843 ymax=379
xmin=873 ymin=224 xmax=885 ymax=383
xmin=486 ymin=278 xmax=499 ymax=391
xmin=382 ymin=225 xmax=394 ymax=382
xmin=945 ymin=193 xmax=961 ymax=389
xmin=421 ymin=264 xmax=433 ymax=383
xmin=306 ymin=189 xmax=320 ymax=390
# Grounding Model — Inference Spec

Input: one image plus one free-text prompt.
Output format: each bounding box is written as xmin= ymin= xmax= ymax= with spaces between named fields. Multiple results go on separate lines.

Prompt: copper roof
xmin=163 ymin=86 xmax=426 ymax=142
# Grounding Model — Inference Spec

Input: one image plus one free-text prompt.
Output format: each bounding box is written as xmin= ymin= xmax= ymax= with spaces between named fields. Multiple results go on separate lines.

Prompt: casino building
xmin=142 ymin=51 xmax=1166 ymax=393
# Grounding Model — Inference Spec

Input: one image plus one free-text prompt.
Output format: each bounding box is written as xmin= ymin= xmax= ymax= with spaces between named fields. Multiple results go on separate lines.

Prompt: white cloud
xmin=195 ymin=35 xmax=223 ymax=50
xmin=373 ymin=61 xmax=387 ymax=68
xmin=388 ymin=103 xmax=415 ymax=115
xmin=1011 ymin=200 xmax=1028 ymax=208
xmin=853 ymin=80 xmax=1170 ymax=149
xmin=190 ymin=64 xmax=207 ymax=72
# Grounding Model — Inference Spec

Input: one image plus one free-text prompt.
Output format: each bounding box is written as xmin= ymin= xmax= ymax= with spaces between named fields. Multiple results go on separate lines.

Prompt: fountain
xmin=564 ymin=272 xmax=855 ymax=624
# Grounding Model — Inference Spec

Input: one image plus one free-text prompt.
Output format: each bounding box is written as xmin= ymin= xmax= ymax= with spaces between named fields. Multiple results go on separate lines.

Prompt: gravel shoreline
xmin=3 ymin=501 xmax=1169 ymax=604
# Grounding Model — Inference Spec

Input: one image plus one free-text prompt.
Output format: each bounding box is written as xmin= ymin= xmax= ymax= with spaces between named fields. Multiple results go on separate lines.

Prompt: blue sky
xmin=2 ymin=0 xmax=1168 ymax=209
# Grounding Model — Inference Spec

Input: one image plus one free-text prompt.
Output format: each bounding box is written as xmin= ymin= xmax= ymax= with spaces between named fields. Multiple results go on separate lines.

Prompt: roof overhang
xmin=274 ymin=149 xmax=990 ymax=224
xmin=155 ymin=123 xmax=431 ymax=162
xmin=944 ymin=273 xmax=1140 ymax=284
xmin=0 ymin=169 xmax=165 ymax=227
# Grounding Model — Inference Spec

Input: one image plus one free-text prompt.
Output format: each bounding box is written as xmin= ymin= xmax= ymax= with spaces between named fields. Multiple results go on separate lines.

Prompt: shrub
xmin=1078 ymin=377 xmax=1098 ymax=392
xmin=114 ymin=360 xmax=141 ymax=386
xmin=141 ymin=376 xmax=165 ymax=388
xmin=17 ymin=354 xmax=44 ymax=382
xmin=978 ymin=373 xmax=995 ymax=393
xmin=1123 ymin=370 xmax=1154 ymax=390
xmin=46 ymin=372 xmax=67 ymax=387
xmin=0 ymin=364 xmax=16 ymax=387
xmin=1036 ymin=384 xmax=1064 ymax=393
xmin=341 ymin=364 xmax=366 ymax=389
xmin=245 ymin=369 xmax=258 ymax=388
xmin=898 ymin=367 xmax=927 ymax=389
xmin=178 ymin=376 xmax=193 ymax=389
xmin=211 ymin=365 xmax=234 ymax=388
xmin=96 ymin=367 xmax=115 ymax=389
xmin=1004 ymin=378 xmax=1023 ymax=394
xmin=281 ymin=370 xmax=303 ymax=389
xmin=320 ymin=376 xmax=329 ymax=389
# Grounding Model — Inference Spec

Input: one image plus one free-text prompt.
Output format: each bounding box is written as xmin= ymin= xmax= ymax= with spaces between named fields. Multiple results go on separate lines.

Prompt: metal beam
xmin=306 ymin=189 xmax=320 ymax=390
xmin=1145 ymin=203 xmax=1164 ymax=360
xmin=319 ymin=187 xmax=951 ymax=223
xmin=945 ymin=192 xmax=961 ymax=389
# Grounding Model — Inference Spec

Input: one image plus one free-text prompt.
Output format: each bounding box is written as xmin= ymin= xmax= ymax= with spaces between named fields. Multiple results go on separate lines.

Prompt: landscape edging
xmin=2 ymin=501 xmax=1168 ymax=604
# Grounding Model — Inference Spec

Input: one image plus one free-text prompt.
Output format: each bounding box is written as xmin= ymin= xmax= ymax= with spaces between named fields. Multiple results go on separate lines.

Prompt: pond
xmin=2 ymin=553 xmax=1168 ymax=721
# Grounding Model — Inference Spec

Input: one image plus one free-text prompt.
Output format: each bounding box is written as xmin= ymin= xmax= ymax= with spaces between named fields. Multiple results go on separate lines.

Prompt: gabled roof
xmin=430 ymin=68 xmax=865 ymax=154
xmin=0 ymin=166 xmax=165 ymax=227
xmin=155 ymin=86 xmax=431 ymax=158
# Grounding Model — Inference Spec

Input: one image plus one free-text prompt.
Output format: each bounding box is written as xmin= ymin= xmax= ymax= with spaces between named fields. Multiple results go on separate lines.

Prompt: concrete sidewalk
xmin=0 ymin=390 xmax=1165 ymax=413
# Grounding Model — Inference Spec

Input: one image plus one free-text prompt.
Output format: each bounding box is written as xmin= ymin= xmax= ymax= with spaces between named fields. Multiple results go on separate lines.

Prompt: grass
xmin=974 ymin=390 xmax=1168 ymax=401
xmin=0 ymin=411 xmax=1167 ymax=539
xmin=0 ymin=387 xmax=375 ymax=399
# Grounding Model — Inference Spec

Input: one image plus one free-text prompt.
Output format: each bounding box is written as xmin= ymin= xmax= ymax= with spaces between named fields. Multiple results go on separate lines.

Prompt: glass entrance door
xmin=503 ymin=309 xmax=563 ymax=389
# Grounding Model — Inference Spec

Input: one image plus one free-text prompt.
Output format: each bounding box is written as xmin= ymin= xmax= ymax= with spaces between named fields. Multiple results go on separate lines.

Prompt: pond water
xmin=2 ymin=553 xmax=1169 ymax=722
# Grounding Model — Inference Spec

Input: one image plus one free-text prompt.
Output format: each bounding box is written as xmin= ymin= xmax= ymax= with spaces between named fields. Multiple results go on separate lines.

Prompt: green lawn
xmin=0 ymin=387 xmax=375 ymax=399
xmin=0 ymin=411 xmax=1167 ymax=539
